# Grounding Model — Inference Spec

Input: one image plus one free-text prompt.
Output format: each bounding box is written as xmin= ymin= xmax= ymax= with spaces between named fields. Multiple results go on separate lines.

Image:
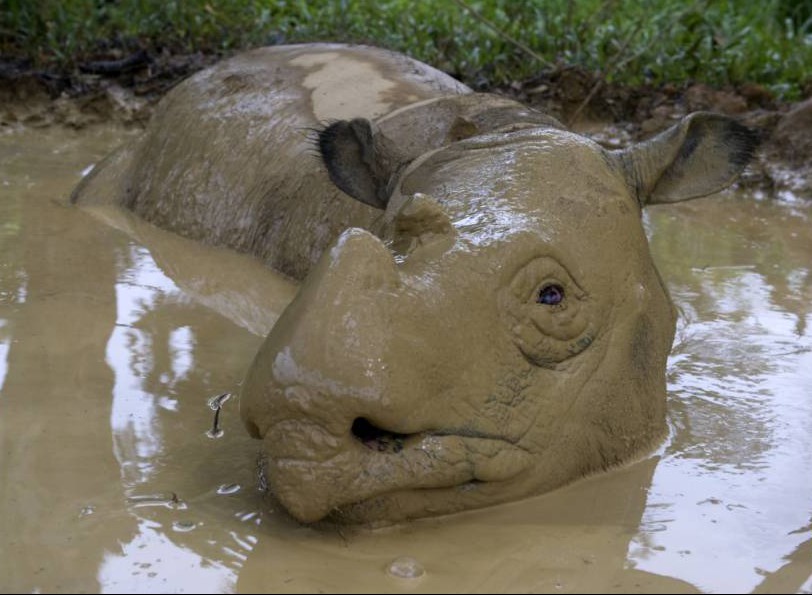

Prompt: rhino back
xmin=74 ymin=44 xmax=470 ymax=279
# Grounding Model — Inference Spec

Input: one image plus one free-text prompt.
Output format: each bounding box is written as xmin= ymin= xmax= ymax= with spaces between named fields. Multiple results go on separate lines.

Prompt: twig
xmin=206 ymin=392 xmax=232 ymax=438
xmin=450 ymin=0 xmax=552 ymax=69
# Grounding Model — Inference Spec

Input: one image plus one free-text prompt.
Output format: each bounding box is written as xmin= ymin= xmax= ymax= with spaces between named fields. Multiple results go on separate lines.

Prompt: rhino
xmin=71 ymin=43 xmax=758 ymax=524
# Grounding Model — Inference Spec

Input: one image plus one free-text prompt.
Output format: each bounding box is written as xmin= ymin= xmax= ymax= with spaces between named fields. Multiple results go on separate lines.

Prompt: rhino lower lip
xmin=265 ymin=414 xmax=533 ymax=522
xmin=334 ymin=435 xmax=529 ymax=520
xmin=402 ymin=434 xmax=533 ymax=483
xmin=351 ymin=415 xmax=520 ymax=450
xmin=337 ymin=432 xmax=533 ymax=520
xmin=349 ymin=417 xmax=533 ymax=484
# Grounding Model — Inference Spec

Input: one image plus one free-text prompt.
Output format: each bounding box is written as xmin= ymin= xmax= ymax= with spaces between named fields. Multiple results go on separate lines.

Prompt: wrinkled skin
xmin=72 ymin=44 xmax=758 ymax=525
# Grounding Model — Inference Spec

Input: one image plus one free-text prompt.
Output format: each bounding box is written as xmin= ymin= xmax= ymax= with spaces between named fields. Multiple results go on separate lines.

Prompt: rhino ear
xmin=619 ymin=112 xmax=759 ymax=205
xmin=317 ymin=118 xmax=405 ymax=210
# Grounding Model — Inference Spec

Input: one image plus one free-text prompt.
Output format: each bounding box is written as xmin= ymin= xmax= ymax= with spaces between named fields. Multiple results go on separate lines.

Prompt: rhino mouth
xmin=264 ymin=412 xmax=533 ymax=523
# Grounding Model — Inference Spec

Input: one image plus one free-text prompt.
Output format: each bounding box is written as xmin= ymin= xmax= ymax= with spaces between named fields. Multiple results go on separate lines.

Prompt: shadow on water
xmin=0 ymin=126 xmax=809 ymax=593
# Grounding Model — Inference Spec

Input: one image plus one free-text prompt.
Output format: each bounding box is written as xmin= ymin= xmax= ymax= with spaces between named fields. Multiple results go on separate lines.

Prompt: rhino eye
xmin=537 ymin=284 xmax=564 ymax=306
xmin=500 ymin=256 xmax=594 ymax=368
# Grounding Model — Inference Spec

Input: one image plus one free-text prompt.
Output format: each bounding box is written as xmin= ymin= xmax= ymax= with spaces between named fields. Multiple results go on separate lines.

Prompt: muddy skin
xmin=71 ymin=44 xmax=759 ymax=525
xmin=3 ymin=125 xmax=811 ymax=592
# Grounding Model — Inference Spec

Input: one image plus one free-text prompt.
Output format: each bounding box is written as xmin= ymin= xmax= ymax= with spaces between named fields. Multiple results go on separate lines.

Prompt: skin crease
xmin=71 ymin=44 xmax=757 ymax=525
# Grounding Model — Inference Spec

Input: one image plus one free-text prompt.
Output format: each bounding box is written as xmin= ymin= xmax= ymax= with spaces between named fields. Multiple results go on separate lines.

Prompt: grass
xmin=2 ymin=0 xmax=811 ymax=99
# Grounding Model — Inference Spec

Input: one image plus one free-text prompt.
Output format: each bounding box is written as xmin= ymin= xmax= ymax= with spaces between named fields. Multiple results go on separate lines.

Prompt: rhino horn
xmin=619 ymin=112 xmax=760 ymax=205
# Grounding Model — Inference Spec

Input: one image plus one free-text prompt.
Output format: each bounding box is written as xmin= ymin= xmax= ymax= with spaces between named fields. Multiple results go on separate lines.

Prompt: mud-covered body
xmin=72 ymin=44 xmax=757 ymax=524
xmin=73 ymin=44 xmax=470 ymax=278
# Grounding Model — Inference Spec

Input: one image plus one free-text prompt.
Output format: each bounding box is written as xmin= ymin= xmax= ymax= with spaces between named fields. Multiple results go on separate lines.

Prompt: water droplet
xmin=172 ymin=520 xmax=198 ymax=533
xmin=78 ymin=505 xmax=95 ymax=518
xmin=387 ymin=556 xmax=424 ymax=579
xmin=236 ymin=510 xmax=260 ymax=522
xmin=217 ymin=483 xmax=241 ymax=495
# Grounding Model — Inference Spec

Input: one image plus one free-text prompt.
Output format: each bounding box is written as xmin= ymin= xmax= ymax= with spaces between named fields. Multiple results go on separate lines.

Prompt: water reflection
xmin=0 ymin=170 xmax=25 ymax=392
xmin=0 ymin=127 xmax=131 ymax=592
xmin=631 ymin=195 xmax=812 ymax=593
xmin=0 ymin=127 xmax=266 ymax=592
xmin=98 ymin=519 xmax=236 ymax=593
xmin=100 ymin=220 xmax=267 ymax=590
xmin=0 ymin=320 xmax=9 ymax=391
xmin=1 ymin=126 xmax=810 ymax=593
xmin=108 ymin=244 xmax=182 ymax=486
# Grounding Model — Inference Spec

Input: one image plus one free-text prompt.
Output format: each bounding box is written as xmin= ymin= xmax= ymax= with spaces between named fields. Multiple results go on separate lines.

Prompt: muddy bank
xmin=506 ymin=67 xmax=812 ymax=200
xmin=1 ymin=48 xmax=810 ymax=198
xmin=0 ymin=51 xmax=215 ymax=128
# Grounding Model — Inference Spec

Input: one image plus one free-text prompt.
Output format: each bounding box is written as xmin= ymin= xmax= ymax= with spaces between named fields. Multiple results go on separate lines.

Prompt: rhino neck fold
xmin=372 ymin=93 xmax=565 ymax=181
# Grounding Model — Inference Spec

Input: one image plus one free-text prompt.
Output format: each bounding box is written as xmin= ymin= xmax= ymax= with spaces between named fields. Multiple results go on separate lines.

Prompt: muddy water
xmin=0 ymin=125 xmax=810 ymax=594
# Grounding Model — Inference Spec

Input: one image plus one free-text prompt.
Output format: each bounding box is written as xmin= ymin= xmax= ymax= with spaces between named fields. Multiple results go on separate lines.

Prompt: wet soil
xmin=1 ymin=48 xmax=810 ymax=198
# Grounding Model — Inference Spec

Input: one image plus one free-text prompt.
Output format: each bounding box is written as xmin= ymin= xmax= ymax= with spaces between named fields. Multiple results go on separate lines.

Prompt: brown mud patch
xmin=505 ymin=67 xmax=812 ymax=200
xmin=2 ymin=49 xmax=810 ymax=198
xmin=0 ymin=50 xmax=218 ymax=128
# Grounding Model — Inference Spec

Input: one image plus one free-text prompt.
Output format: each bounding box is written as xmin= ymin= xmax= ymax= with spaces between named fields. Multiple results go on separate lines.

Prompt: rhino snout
xmin=242 ymin=227 xmax=538 ymax=522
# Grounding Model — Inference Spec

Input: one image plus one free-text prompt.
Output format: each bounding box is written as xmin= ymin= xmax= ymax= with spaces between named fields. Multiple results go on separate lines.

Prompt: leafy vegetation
xmin=2 ymin=0 xmax=810 ymax=99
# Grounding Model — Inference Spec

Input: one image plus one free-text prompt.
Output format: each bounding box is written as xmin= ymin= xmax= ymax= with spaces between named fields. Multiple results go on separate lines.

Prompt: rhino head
xmin=240 ymin=112 xmax=757 ymax=524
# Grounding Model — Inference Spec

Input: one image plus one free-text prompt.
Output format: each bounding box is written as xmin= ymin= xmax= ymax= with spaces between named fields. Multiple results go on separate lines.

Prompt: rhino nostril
xmin=351 ymin=417 xmax=409 ymax=454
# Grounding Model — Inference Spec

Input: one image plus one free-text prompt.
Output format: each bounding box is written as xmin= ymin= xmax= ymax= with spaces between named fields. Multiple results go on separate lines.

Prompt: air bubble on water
xmin=78 ymin=505 xmax=95 ymax=518
xmin=172 ymin=520 xmax=198 ymax=533
xmin=217 ymin=483 xmax=241 ymax=495
xmin=386 ymin=556 xmax=424 ymax=579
